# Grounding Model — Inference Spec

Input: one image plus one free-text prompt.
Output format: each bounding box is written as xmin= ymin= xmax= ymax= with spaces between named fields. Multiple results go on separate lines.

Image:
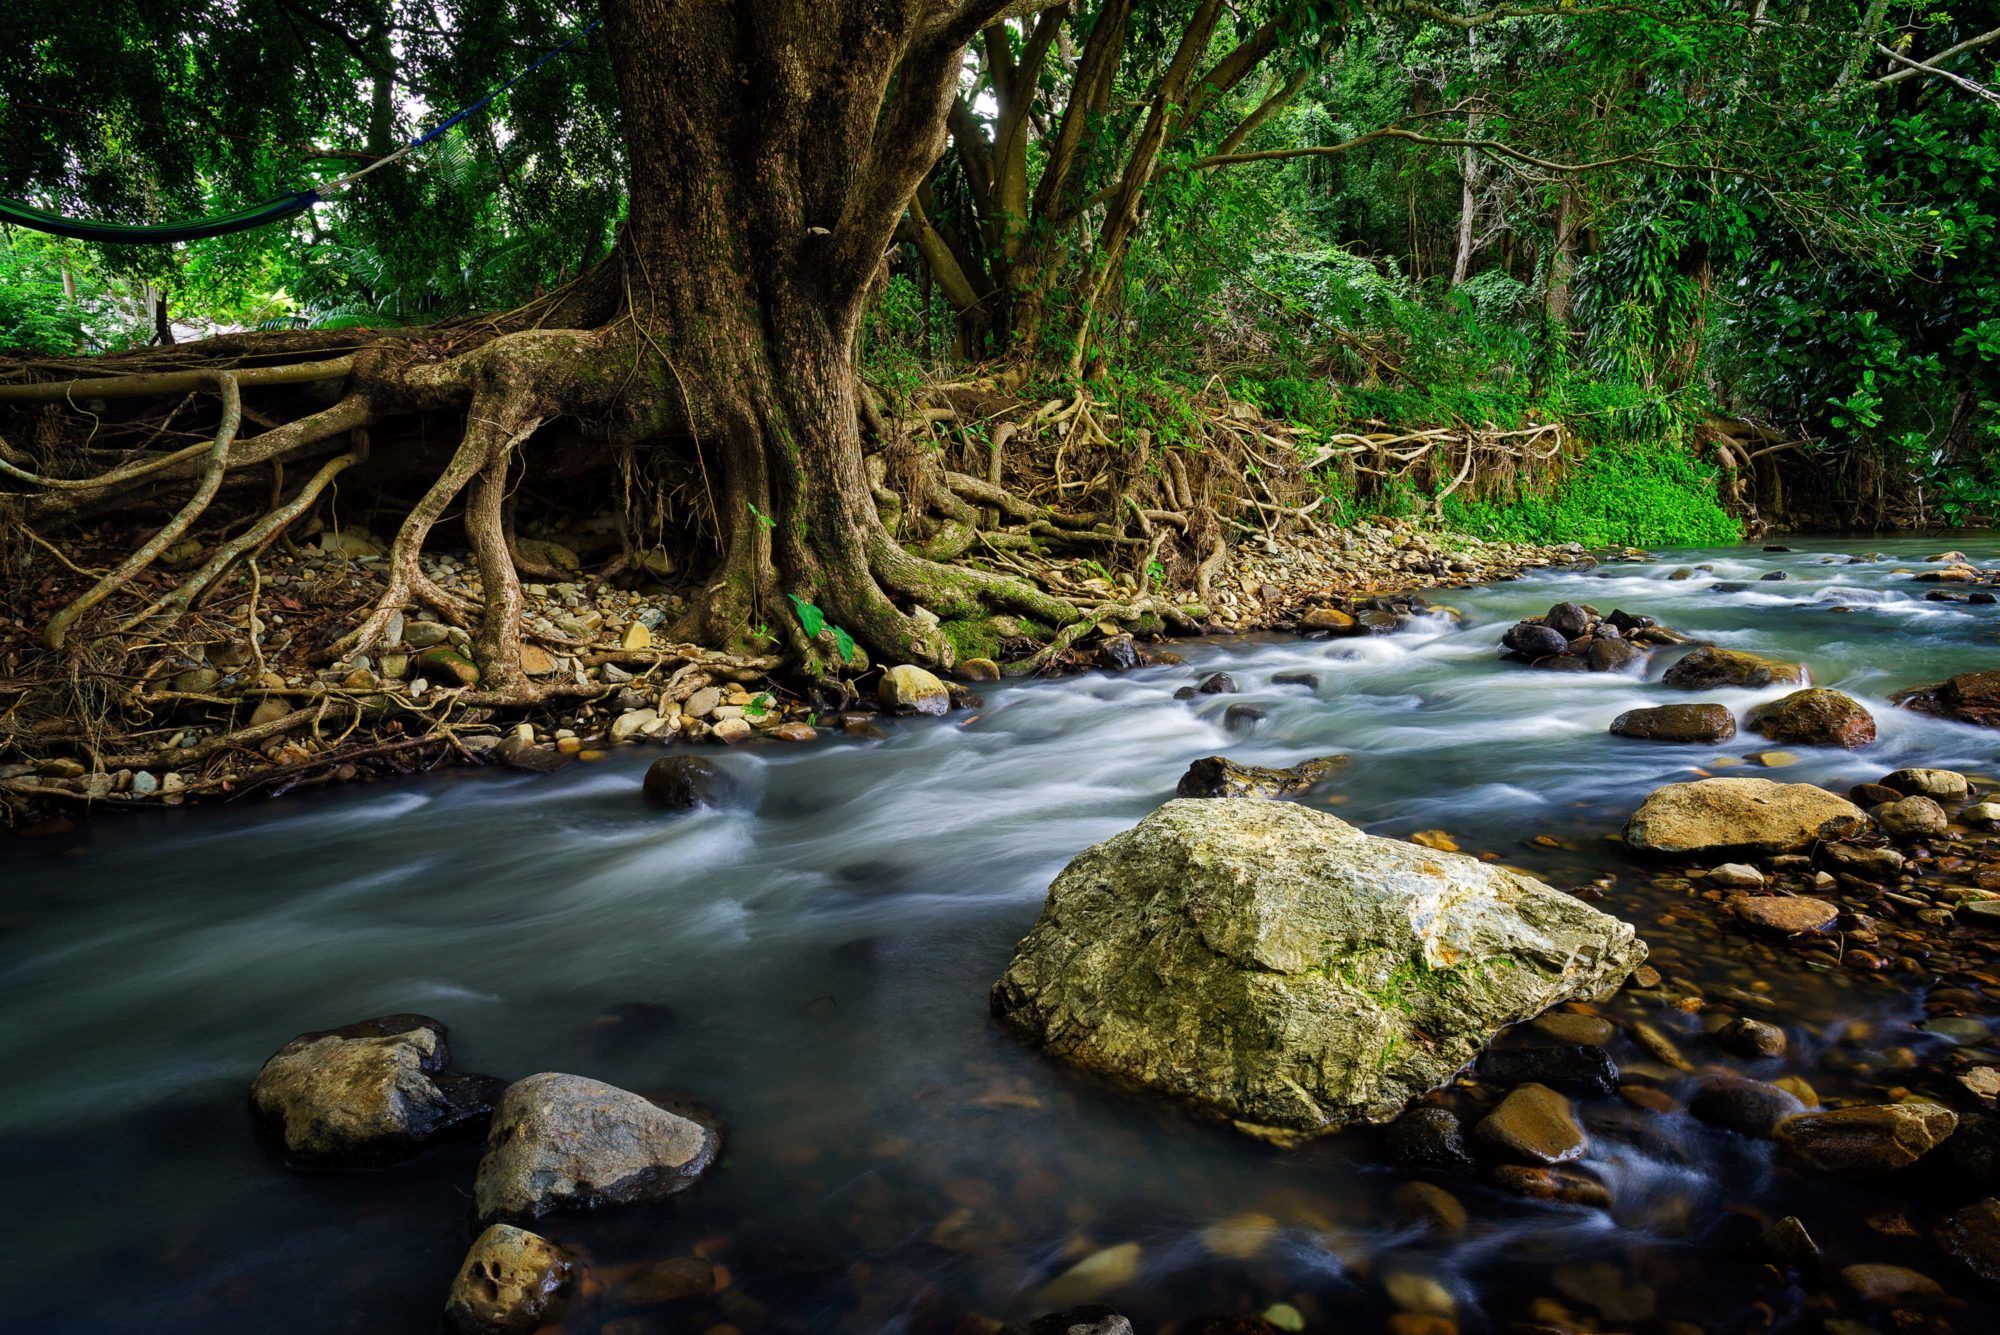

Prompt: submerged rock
xmin=444 ymin=1224 xmax=574 ymax=1335
xmin=1745 ymin=688 xmax=1876 ymax=749
xmin=474 ymin=1073 xmax=716 ymax=1225
xmin=990 ymin=799 xmax=1645 ymax=1142
xmin=1661 ymin=646 xmax=1807 ymax=691
xmin=642 ymin=756 xmax=734 ymax=810
xmin=1623 ymin=778 xmax=1867 ymax=857
xmin=1475 ymin=1083 xmax=1587 ymax=1163
xmin=1175 ymin=754 xmax=1347 ymax=799
xmin=250 ymin=1014 xmax=503 ymax=1166
xmin=1609 ymin=703 xmax=1736 ymax=743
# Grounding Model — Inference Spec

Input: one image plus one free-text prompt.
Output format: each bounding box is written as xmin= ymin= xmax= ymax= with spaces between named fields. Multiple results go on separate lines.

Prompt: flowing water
xmin=7 ymin=536 xmax=2000 ymax=1332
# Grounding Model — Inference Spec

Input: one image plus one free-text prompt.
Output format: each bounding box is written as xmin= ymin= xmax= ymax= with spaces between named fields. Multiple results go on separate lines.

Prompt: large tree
xmin=2 ymin=0 xmax=1082 ymax=696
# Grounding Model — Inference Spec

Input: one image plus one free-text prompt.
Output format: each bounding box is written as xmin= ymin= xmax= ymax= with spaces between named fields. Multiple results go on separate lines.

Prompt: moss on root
xmin=940 ymin=615 xmax=1004 ymax=663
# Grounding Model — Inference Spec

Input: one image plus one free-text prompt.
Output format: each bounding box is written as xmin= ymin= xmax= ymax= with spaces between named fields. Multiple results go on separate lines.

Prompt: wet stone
xmin=1728 ymin=894 xmax=1839 ymax=936
xmin=249 ymin=1014 xmax=502 ymax=1166
xmin=1000 ymin=1308 xmax=1134 ymax=1335
xmin=1195 ymin=672 xmax=1239 ymax=694
xmin=1774 ymin=1101 xmax=1958 ymax=1173
xmin=1687 ymin=1073 xmax=1803 ymax=1138
xmin=1175 ymin=754 xmax=1347 ymax=800
xmin=1746 ymin=688 xmax=1877 ymax=749
xmin=1474 ymin=1083 xmax=1587 ymax=1163
xmin=1716 ymin=1016 xmax=1787 ymax=1059
xmin=1392 ymin=1180 xmax=1469 ymax=1236
xmin=1841 ymin=1263 xmax=1944 ymax=1304
xmin=1486 ymin=1163 xmax=1611 ymax=1207
xmin=1608 ymin=703 xmax=1736 ymax=743
xmin=1476 ymin=1045 xmax=1618 ymax=1098
xmin=1763 ymin=1215 xmax=1820 ymax=1266
xmin=1531 ymin=1012 xmax=1616 ymax=1046
xmin=1876 ymin=793 xmax=1949 ymax=840
xmin=1817 ymin=841 xmax=1906 ymax=882
xmin=473 ymin=1073 xmax=717 ymax=1225
xmin=1388 ymin=1106 xmax=1474 ymax=1173
xmin=1884 ymin=767 xmax=1971 ymax=801
xmin=643 ymin=756 xmax=734 ymax=810
xmin=1661 ymin=645 xmax=1806 ymax=691
xmin=1937 ymin=1197 xmax=2000 ymax=1285
xmin=443 ymin=1225 xmax=574 ymax=1335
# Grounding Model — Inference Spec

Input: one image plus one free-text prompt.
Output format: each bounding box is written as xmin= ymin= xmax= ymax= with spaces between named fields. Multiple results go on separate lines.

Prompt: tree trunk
xmin=602 ymin=0 xmax=1070 ymax=667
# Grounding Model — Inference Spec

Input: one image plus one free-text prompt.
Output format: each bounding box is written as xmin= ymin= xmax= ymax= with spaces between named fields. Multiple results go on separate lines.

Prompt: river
xmin=6 ymin=536 xmax=1999 ymax=1332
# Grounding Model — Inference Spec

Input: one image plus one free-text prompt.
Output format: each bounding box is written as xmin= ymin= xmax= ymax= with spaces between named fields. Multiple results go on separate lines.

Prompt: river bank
xmin=0 ymin=517 xmax=1573 ymax=830
xmin=6 ymin=536 xmax=2000 ymax=1332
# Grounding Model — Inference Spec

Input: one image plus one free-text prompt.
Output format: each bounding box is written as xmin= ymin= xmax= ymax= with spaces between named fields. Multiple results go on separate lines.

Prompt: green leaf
xmin=833 ymin=626 xmax=856 ymax=662
xmin=787 ymin=593 xmax=826 ymax=638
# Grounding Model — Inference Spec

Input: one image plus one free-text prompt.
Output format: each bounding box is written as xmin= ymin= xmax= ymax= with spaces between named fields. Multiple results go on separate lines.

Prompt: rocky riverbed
xmin=8 ymin=535 xmax=2000 ymax=1333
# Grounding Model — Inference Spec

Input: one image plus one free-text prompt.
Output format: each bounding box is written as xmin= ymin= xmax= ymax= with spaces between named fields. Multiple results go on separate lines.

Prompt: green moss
xmin=940 ymin=615 xmax=1003 ymax=662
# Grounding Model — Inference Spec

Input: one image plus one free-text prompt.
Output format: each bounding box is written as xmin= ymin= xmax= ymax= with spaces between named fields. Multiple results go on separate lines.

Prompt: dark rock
xmin=616 ymin=1255 xmax=717 ymax=1304
xmin=1662 ymin=646 xmax=1807 ymax=690
xmin=1937 ymin=1197 xmax=2000 ymax=1285
xmin=1587 ymin=637 xmax=1644 ymax=672
xmin=1610 ymin=703 xmax=1736 ymax=743
xmin=643 ymin=756 xmax=734 ymax=810
xmin=1850 ymin=781 xmax=1902 ymax=807
xmin=1272 ymin=671 xmax=1320 ymax=689
xmin=1503 ymin=622 xmax=1570 ymax=659
xmin=1176 ymin=754 xmax=1347 ymax=800
xmin=250 ymin=1014 xmax=503 ymax=1166
xmin=1764 ymin=545 xmax=1794 ymax=553
xmin=1842 ymin=1264 xmax=1944 ymax=1304
xmin=1001 ymin=1308 xmax=1135 ymax=1335
xmin=1687 ymin=1073 xmax=1803 ymax=1138
xmin=1173 ymin=686 xmax=1199 ymax=700
xmin=1477 ymin=1045 xmax=1618 ymax=1098
xmin=1760 ymin=570 xmax=1790 ymax=581
xmin=1222 ymin=703 xmax=1267 ymax=732
xmin=1762 ymin=1215 xmax=1820 ymax=1266
xmin=1354 ymin=609 xmax=1403 ymax=634
xmin=1196 ymin=672 xmax=1239 ymax=695
xmin=1607 ymin=609 xmax=1658 ymax=633
xmin=1388 ymin=1106 xmax=1474 ymax=1172
xmin=1893 ymin=670 xmax=2000 ymax=728
xmin=1817 ymin=841 xmax=1906 ymax=882
xmin=1716 ymin=1017 xmax=1788 ymax=1059
xmin=1773 ymin=1102 xmax=1957 ymax=1173
xmin=473 ymin=1073 xmax=717 ymax=1225
xmin=1098 ymin=635 xmax=1139 ymax=671
xmin=1393 ymin=1180 xmax=1469 ymax=1236
xmin=444 ymin=1225 xmax=574 ymax=1335
xmin=1546 ymin=602 xmax=1591 ymax=638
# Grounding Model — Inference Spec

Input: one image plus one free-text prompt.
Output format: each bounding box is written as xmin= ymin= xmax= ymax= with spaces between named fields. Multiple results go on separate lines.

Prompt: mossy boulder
xmin=1662 ymin=646 xmax=1806 ymax=690
xmin=990 ymin=799 xmax=1646 ymax=1144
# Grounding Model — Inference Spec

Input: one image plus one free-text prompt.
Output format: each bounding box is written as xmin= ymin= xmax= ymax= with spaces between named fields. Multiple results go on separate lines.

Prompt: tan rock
xmin=444 ymin=1225 xmax=574 ymax=1335
xmin=1624 ymin=778 xmax=1867 ymax=856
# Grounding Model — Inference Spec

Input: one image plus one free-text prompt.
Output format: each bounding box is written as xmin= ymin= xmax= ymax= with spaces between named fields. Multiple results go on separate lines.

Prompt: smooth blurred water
xmin=6 ymin=536 xmax=2000 ymax=1332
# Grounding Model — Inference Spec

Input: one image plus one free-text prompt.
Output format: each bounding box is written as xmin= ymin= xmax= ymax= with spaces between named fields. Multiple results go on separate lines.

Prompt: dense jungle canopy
xmin=0 ymin=1 xmax=1996 ymax=693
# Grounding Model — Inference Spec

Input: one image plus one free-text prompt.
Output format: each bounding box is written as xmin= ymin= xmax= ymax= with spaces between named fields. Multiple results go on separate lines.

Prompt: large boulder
xmin=1746 ymin=688 xmax=1877 ymax=749
xmin=1662 ymin=646 xmax=1807 ymax=691
xmin=444 ymin=1225 xmax=575 ymax=1335
xmin=990 ymin=799 xmax=1646 ymax=1143
xmin=474 ymin=1073 xmax=717 ymax=1225
xmin=1609 ymin=703 xmax=1736 ymax=743
xmin=1624 ymin=778 xmax=1868 ymax=857
xmin=1175 ymin=754 xmax=1347 ymax=799
xmin=249 ymin=1015 xmax=503 ymax=1166
xmin=1892 ymin=670 xmax=2000 ymax=727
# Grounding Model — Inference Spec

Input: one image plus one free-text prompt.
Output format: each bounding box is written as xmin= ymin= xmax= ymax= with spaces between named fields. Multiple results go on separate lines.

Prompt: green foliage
xmin=1440 ymin=443 xmax=1740 ymax=548
xmin=787 ymin=595 xmax=856 ymax=663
